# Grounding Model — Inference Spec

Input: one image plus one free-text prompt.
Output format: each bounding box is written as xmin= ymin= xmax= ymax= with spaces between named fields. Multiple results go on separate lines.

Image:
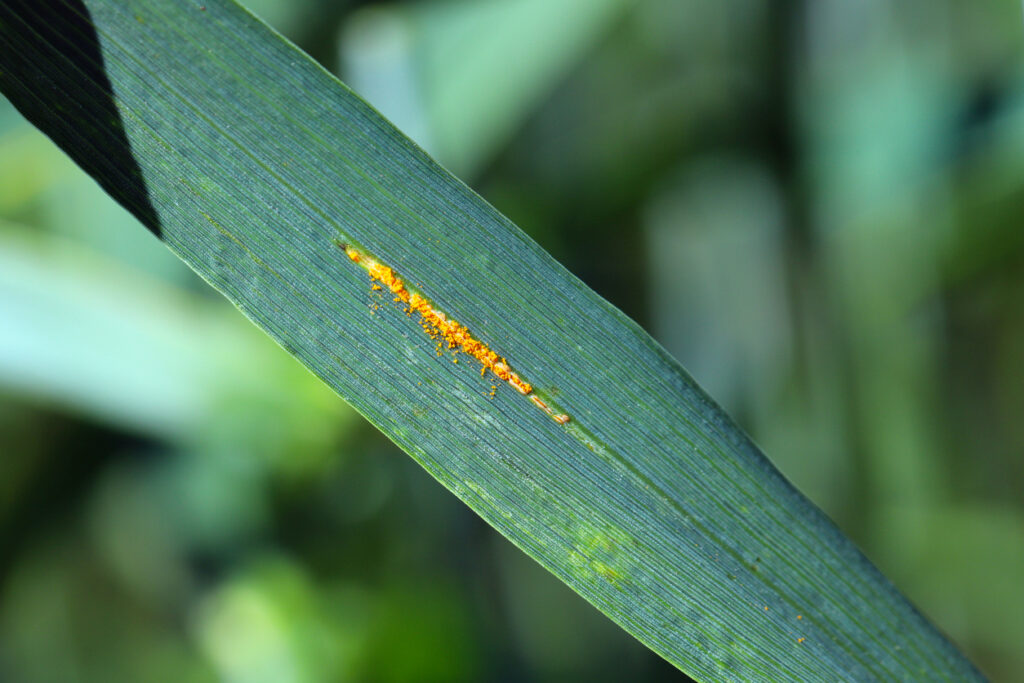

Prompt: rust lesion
xmin=339 ymin=241 xmax=570 ymax=425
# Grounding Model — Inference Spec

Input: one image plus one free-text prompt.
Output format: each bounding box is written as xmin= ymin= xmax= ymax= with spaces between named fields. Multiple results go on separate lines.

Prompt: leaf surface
xmin=0 ymin=1 xmax=983 ymax=679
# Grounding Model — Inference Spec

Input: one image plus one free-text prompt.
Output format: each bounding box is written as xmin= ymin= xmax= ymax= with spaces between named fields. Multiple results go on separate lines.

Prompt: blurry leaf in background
xmin=641 ymin=157 xmax=857 ymax=514
xmin=195 ymin=556 xmax=370 ymax=683
xmin=0 ymin=113 xmax=194 ymax=284
xmin=645 ymin=159 xmax=790 ymax=422
xmin=340 ymin=0 xmax=632 ymax=177
xmin=0 ymin=222 xmax=345 ymax=439
xmin=0 ymin=529 xmax=217 ymax=682
xmin=237 ymin=0 xmax=326 ymax=42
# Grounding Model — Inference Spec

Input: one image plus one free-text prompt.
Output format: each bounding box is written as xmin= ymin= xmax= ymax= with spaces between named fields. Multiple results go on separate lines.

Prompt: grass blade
xmin=0 ymin=1 xmax=984 ymax=679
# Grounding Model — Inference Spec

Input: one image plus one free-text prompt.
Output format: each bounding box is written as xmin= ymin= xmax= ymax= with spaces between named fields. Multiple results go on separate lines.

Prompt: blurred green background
xmin=2 ymin=0 xmax=1023 ymax=680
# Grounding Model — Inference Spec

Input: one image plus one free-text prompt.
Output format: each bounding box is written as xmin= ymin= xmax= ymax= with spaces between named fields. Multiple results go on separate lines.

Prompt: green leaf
xmin=0 ymin=1 xmax=983 ymax=679
xmin=0 ymin=220 xmax=345 ymax=438
xmin=340 ymin=0 xmax=630 ymax=175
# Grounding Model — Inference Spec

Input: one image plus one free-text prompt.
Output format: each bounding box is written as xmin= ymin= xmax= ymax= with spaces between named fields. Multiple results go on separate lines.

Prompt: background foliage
xmin=1 ymin=0 xmax=1022 ymax=680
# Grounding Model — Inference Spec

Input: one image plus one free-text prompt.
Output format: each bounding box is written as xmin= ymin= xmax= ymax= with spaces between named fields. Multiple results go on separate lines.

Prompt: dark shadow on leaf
xmin=0 ymin=0 xmax=161 ymax=236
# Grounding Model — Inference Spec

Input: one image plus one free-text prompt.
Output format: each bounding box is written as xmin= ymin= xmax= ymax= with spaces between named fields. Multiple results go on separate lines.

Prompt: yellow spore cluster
xmin=343 ymin=243 xmax=569 ymax=425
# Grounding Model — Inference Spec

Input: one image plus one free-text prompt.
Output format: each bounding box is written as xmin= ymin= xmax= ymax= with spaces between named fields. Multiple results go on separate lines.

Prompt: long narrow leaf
xmin=0 ymin=1 xmax=983 ymax=679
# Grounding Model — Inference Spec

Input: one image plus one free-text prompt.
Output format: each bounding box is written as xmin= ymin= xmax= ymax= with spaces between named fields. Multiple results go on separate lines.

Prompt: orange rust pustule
xmin=362 ymin=254 xmax=533 ymax=396
xmin=340 ymin=243 xmax=576 ymax=424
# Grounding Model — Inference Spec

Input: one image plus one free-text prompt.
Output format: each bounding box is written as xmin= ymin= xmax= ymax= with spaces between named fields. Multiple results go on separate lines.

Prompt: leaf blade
xmin=0 ymin=1 xmax=984 ymax=680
